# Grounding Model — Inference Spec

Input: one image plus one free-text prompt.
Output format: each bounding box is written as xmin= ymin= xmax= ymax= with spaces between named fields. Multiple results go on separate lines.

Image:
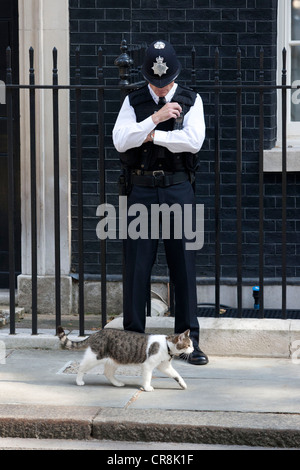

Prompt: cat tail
xmin=57 ymin=326 xmax=89 ymax=350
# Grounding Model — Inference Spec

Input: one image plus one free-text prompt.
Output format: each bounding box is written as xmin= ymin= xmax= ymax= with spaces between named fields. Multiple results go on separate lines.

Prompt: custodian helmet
xmin=141 ymin=40 xmax=182 ymax=88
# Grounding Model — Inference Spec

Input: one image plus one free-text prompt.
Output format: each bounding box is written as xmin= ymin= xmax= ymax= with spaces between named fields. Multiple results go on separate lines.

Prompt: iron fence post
xmin=259 ymin=47 xmax=265 ymax=318
xmin=6 ymin=47 xmax=16 ymax=335
xmin=214 ymin=47 xmax=221 ymax=318
xmin=29 ymin=47 xmax=38 ymax=334
xmin=281 ymin=48 xmax=287 ymax=319
xmin=236 ymin=48 xmax=243 ymax=317
xmin=52 ymin=47 xmax=61 ymax=331
xmin=98 ymin=46 xmax=107 ymax=328
xmin=75 ymin=47 xmax=85 ymax=336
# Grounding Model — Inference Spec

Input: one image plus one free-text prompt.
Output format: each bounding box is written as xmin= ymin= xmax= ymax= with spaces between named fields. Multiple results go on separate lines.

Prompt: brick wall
xmin=69 ymin=0 xmax=300 ymax=282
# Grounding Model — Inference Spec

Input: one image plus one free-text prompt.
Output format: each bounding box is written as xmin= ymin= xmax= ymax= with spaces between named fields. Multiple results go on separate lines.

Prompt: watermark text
xmin=96 ymin=196 xmax=204 ymax=250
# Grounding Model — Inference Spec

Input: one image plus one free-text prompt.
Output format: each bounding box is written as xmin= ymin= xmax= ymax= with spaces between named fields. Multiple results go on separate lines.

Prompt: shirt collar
xmin=148 ymin=83 xmax=178 ymax=104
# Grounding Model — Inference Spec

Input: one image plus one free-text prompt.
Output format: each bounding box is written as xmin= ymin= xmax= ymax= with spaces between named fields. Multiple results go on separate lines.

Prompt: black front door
xmin=0 ymin=0 xmax=20 ymax=287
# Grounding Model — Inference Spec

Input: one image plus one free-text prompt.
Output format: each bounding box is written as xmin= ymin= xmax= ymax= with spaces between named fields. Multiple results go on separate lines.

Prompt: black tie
xmin=158 ymin=97 xmax=166 ymax=107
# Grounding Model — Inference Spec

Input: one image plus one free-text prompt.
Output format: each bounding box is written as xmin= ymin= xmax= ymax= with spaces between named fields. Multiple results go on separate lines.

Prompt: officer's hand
xmin=143 ymin=133 xmax=153 ymax=143
xmin=151 ymin=102 xmax=182 ymax=126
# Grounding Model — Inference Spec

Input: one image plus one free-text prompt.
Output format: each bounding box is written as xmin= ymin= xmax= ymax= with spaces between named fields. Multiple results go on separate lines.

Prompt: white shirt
xmin=112 ymin=83 xmax=206 ymax=154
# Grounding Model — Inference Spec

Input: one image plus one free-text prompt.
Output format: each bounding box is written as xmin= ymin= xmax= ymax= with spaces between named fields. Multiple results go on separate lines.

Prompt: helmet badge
xmin=152 ymin=56 xmax=169 ymax=77
xmin=154 ymin=41 xmax=166 ymax=49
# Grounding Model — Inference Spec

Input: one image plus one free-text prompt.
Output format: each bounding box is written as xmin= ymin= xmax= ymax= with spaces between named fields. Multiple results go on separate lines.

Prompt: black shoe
xmin=187 ymin=344 xmax=209 ymax=365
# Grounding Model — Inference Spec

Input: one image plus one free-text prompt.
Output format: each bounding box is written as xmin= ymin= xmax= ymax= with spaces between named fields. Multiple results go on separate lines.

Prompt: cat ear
xmin=178 ymin=330 xmax=190 ymax=342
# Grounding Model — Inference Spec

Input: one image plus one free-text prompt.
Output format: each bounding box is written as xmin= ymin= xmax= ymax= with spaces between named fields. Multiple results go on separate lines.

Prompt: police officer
xmin=113 ymin=40 xmax=208 ymax=365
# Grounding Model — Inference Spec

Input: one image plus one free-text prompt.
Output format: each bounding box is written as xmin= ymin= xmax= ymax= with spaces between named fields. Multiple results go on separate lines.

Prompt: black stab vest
xmin=119 ymin=85 xmax=199 ymax=172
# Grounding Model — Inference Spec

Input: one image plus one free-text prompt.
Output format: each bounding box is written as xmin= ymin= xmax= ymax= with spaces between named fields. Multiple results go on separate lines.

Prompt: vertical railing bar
xmin=120 ymin=84 xmax=127 ymax=323
xmin=29 ymin=47 xmax=38 ymax=334
xmin=132 ymin=45 xmax=139 ymax=83
xmin=236 ymin=48 xmax=243 ymax=318
xmin=189 ymin=48 xmax=196 ymax=318
xmin=137 ymin=44 xmax=143 ymax=81
xmin=214 ymin=47 xmax=221 ymax=317
xmin=168 ymin=281 xmax=175 ymax=317
xmin=98 ymin=47 xmax=107 ymax=328
xmin=115 ymin=40 xmax=135 ymax=321
xmin=6 ymin=47 xmax=16 ymax=335
xmin=139 ymin=43 xmax=147 ymax=81
xmin=52 ymin=47 xmax=61 ymax=331
xmin=136 ymin=44 xmax=142 ymax=80
xmin=191 ymin=46 xmax=196 ymax=88
xmin=146 ymin=279 xmax=151 ymax=317
xmin=281 ymin=48 xmax=287 ymax=320
xmin=258 ymin=47 xmax=265 ymax=319
xmin=75 ymin=47 xmax=85 ymax=336
xmin=146 ymin=278 xmax=151 ymax=317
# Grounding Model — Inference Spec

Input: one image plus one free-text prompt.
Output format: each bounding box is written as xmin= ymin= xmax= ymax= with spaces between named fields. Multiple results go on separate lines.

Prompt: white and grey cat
xmin=57 ymin=327 xmax=193 ymax=392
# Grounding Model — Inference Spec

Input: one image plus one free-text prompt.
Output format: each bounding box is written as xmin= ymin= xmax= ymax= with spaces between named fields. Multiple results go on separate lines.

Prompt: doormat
xmin=197 ymin=307 xmax=300 ymax=319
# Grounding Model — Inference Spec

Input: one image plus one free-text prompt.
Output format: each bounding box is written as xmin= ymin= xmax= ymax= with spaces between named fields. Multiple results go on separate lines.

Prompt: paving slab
xmin=0 ymin=349 xmax=140 ymax=408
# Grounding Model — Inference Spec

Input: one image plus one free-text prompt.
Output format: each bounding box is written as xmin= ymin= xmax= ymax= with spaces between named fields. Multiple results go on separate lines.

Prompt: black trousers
xmin=123 ymin=180 xmax=200 ymax=345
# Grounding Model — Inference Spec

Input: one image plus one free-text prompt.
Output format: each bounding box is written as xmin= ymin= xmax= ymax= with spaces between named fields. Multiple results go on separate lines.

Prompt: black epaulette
xmin=128 ymin=85 xmax=153 ymax=107
xmin=172 ymin=85 xmax=197 ymax=107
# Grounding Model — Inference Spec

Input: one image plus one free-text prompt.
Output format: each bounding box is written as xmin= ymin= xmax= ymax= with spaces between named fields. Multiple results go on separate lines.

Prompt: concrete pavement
xmin=0 ymin=317 xmax=300 ymax=448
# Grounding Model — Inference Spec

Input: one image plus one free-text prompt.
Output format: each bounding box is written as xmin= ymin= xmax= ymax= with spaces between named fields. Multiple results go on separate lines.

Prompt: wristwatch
xmin=150 ymin=131 xmax=155 ymax=141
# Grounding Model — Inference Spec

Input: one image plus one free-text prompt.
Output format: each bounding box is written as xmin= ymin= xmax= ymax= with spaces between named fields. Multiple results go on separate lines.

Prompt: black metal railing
xmin=4 ymin=41 xmax=299 ymax=336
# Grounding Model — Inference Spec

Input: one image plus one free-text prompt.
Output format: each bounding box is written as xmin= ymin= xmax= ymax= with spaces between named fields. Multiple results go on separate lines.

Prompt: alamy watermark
xmin=96 ymin=196 xmax=204 ymax=250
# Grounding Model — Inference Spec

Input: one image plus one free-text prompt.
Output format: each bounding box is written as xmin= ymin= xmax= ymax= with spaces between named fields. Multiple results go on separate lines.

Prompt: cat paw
xmin=142 ymin=385 xmax=154 ymax=392
xmin=175 ymin=376 xmax=187 ymax=390
xmin=112 ymin=380 xmax=125 ymax=387
xmin=76 ymin=379 xmax=85 ymax=386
